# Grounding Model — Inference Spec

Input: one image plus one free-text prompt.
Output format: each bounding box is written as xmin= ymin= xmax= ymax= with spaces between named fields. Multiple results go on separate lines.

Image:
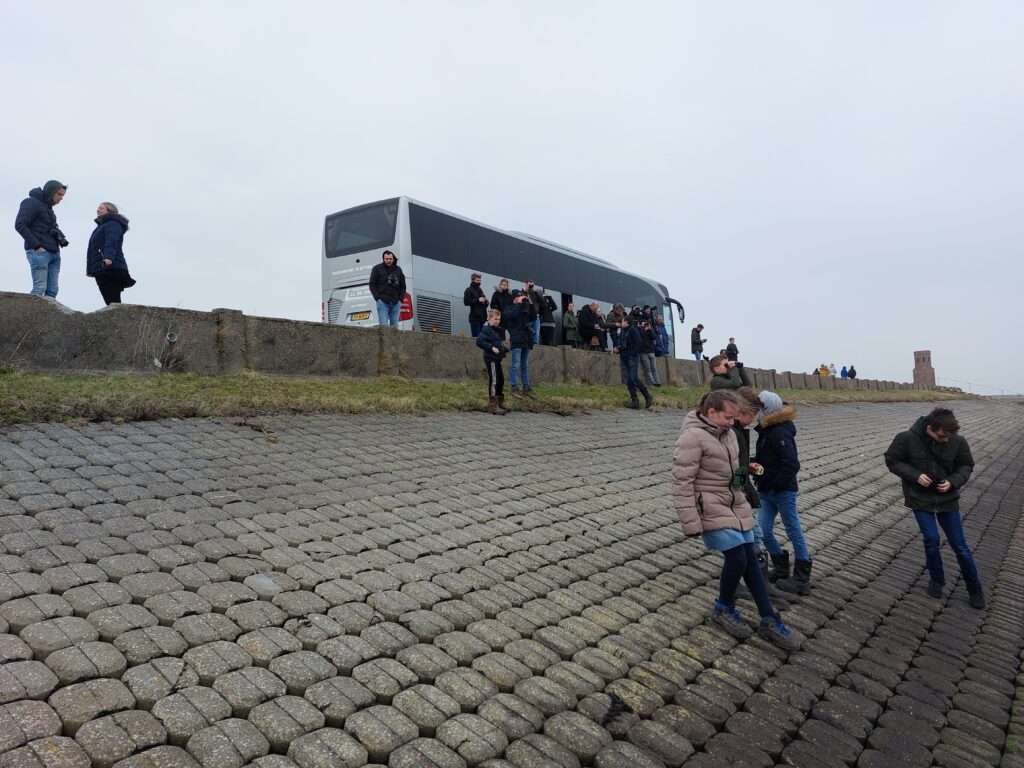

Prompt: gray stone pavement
xmin=0 ymin=400 xmax=1022 ymax=768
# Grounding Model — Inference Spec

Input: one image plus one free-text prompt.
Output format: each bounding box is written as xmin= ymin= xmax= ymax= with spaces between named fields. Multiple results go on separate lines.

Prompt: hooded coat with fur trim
xmin=754 ymin=405 xmax=800 ymax=492
xmin=672 ymin=410 xmax=756 ymax=537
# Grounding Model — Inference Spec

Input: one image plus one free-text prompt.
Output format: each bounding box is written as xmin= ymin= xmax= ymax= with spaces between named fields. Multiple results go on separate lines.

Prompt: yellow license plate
xmin=349 ymin=311 xmax=371 ymax=321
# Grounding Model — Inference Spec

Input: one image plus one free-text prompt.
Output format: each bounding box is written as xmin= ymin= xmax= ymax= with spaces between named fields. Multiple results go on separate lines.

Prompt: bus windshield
xmin=325 ymin=199 xmax=399 ymax=258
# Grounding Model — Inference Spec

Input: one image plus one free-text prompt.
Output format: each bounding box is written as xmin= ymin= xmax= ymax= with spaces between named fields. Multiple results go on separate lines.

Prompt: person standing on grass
xmin=476 ymin=308 xmax=508 ymax=415
xmin=369 ymin=250 xmax=406 ymax=327
xmin=538 ymin=291 xmax=558 ymax=346
xmin=504 ymin=290 xmax=537 ymax=399
xmin=884 ymin=407 xmax=984 ymax=609
xmin=15 ymin=179 xmax=68 ymax=299
xmin=562 ymin=302 xmax=580 ymax=348
xmin=616 ymin=316 xmax=653 ymax=409
xmin=523 ymin=280 xmax=544 ymax=344
xmin=654 ymin=315 xmax=670 ymax=357
xmin=672 ymin=390 xmax=798 ymax=650
xmin=490 ymin=278 xmax=514 ymax=336
xmin=463 ymin=272 xmax=488 ymax=337
xmin=726 ymin=337 xmax=739 ymax=362
xmin=638 ymin=319 xmax=661 ymax=386
xmin=86 ymin=202 xmax=136 ymax=306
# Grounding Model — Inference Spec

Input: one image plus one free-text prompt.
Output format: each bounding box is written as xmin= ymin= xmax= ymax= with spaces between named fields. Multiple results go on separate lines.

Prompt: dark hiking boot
xmin=497 ymin=396 xmax=507 ymax=411
xmin=768 ymin=551 xmax=790 ymax=583
xmin=488 ymin=397 xmax=507 ymax=416
xmin=758 ymin=614 xmax=800 ymax=652
xmin=644 ymin=393 xmax=654 ymax=409
xmin=523 ymin=387 xmax=538 ymax=400
xmin=968 ymin=589 xmax=986 ymax=610
xmin=776 ymin=558 xmax=812 ymax=595
xmin=711 ymin=600 xmax=752 ymax=639
xmin=510 ymin=386 xmax=523 ymax=399
xmin=627 ymin=398 xmax=641 ymax=410
xmin=926 ymin=580 xmax=944 ymax=598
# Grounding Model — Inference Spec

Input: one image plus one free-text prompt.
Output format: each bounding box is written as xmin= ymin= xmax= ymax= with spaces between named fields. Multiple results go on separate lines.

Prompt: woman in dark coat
xmin=86 ymin=202 xmax=135 ymax=305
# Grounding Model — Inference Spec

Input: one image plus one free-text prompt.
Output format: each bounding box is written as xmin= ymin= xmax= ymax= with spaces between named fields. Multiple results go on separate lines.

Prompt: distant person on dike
xmin=463 ymin=272 xmax=488 ymax=337
xmin=829 ymin=363 xmax=837 ymax=376
xmin=490 ymin=278 xmax=514 ymax=334
xmin=884 ymin=407 xmax=984 ymax=609
xmin=616 ymin=316 xmax=653 ymax=409
xmin=538 ymin=291 xmax=558 ymax=346
xmin=708 ymin=354 xmax=751 ymax=391
xmin=562 ymin=302 xmax=580 ymax=348
xmin=754 ymin=391 xmax=812 ymax=595
xmin=504 ymin=290 xmax=537 ymax=400
xmin=672 ymin=389 xmax=798 ymax=650
xmin=14 ymin=179 xmax=68 ymax=299
xmin=86 ymin=202 xmax=136 ymax=305
xmin=812 ymin=368 xmax=820 ymax=376
xmin=369 ymin=250 xmax=405 ymax=327
xmin=848 ymin=365 xmax=857 ymax=379
xmin=819 ymin=363 xmax=830 ymax=377
xmin=840 ymin=365 xmax=848 ymax=378
xmin=725 ymin=337 xmax=739 ymax=362
xmin=690 ymin=323 xmax=707 ymax=361
xmin=577 ymin=302 xmax=603 ymax=350
xmin=638 ymin=318 xmax=661 ymax=386
xmin=476 ymin=308 xmax=508 ymax=415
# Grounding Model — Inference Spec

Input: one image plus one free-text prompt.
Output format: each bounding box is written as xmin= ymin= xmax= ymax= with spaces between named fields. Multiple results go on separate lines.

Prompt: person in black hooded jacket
xmin=86 ymin=202 xmax=136 ymax=305
xmin=369 ymin=250 xmax=406 ymax=327
xmin=15 ymin=179 xmax=67 ymax=298
xmin=463 ymin=272 xmax=488 ymax=337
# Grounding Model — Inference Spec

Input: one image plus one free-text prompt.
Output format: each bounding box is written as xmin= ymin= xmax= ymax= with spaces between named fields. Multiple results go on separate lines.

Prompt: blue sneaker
xmin=758 ymin=614 xmax=800 ymax=651
xmin=712 ymin=600 xmax=752 ymax=639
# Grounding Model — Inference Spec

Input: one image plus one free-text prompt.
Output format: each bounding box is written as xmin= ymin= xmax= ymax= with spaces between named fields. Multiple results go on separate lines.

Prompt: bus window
xmin=325 ymin=199 xmax=399 ymax=258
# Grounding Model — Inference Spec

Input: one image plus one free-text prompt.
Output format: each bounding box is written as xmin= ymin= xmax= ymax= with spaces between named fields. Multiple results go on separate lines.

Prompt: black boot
xmin=627 ymin=398 xmax=640 ymax=410
xmin=768 ymin=551 xmax=790 ymax=583
xmin=777 ymin=558 xmax=812 ymax=595
xmin=759 ymin=550 xmax=790 ymax=604
xmin=643 ymin=392 xmax=654 ymax=409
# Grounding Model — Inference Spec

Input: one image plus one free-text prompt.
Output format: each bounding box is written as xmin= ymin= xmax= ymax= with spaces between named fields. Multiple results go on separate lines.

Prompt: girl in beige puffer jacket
xmin=673 ymin=391 xmax=798 ymax=650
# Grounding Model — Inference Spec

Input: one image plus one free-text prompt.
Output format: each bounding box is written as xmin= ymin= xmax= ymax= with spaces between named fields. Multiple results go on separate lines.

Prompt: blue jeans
xmin=376 ymin=300 xmax=400 ymax=327
xmin=27 ymin=250 xmax=60 ymax=298
xmin=693 ymin=352 xmax=702 ymax=361
xmin=530 ymin=317 xmax=541 ymax=345
xmin=509 ymin=346 xmax=531 ymax=388
xmin=620 ymin=356 xmax=649 ymax=400
xmin=757 ymin=490 xmax=809 ymax=561
xmin=913 ymin=510 xmax=982 ymax=593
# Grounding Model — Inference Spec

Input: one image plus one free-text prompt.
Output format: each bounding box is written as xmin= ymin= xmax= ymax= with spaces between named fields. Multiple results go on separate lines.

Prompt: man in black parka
xmin=369 ymin=250 xmax=406 ymax=327
xmin=884 ymin=407 xmax=984 ymax=608
xmin=15 ymin=179 xmax=67 ymax=298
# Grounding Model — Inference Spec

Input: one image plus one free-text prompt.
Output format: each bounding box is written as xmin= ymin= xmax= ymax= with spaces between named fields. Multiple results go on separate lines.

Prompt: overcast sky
xmin=4 ymin=2 xmax=1022 ymax=393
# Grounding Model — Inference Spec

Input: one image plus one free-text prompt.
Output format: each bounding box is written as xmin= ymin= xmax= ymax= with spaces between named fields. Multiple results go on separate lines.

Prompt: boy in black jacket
xmin=476 ymin=308 xmax=508 ymax=415
xmin=754 ymin=390 xmax=811 ymax=594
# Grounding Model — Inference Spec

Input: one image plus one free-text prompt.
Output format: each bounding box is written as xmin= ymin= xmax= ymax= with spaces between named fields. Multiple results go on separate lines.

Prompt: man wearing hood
xmin=369 ymin=249 xmax=406 ymax=327
xmin=884 ymin=407 xmax=983 ymax=608
xmin=753 ymin=391 xmax=812 ymax=594
xmin=14 ymin=180 xmax=68 ymax=298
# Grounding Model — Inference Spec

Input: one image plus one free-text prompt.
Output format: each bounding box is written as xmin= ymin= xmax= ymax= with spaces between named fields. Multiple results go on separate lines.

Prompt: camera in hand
xmin=52 ymin=227 xmax=69 ymax=248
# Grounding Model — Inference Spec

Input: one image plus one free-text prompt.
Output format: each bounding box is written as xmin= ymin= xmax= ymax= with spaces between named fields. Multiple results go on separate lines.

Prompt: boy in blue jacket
xmin=476 ymin=308 xmax=508 ymax=415
xmin=754 ymin=391 xmax=811 ymax=594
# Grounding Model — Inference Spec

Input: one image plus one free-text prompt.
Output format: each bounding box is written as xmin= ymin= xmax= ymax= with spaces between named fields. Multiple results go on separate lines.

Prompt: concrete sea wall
xmin=0 ymin=292 xmax=923 ymax=390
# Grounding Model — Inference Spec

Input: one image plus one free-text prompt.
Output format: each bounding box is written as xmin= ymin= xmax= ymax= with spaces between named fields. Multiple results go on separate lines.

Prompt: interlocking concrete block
xmin=211 ymin=666 xmax=287 ymax=717
xmin=433 ymin=669 xmax=498 ymax=713
xmin=435 ymin=713 xmax=509 ymax=767
xmin=0 ymin=735 xmax=91 ymax=768
xmin=172 ymin=613 xmax=242 ymax=647
xmin=344 ymin=705 xmax=420 ymax=763
xmin=152 ymin=686 xmax=233 ymax=746
xmin=389 ymin=738 xmax=468 ymax=768
xmin=391 ymin=684 xmax=461 ymax=738
xmin=87 ymin=604 xmax=159 ymax=642
xmin=122 ymin=658 xmax=200 ymax=710
xmin=395 ymin=644 xmax=458 ymax=683
xmin=75 ymin=710 xmax=168 ymax=768
xmin=362 ymin=622 xmax=419 ymax=657
xmin=110 ymin=745 xmax=201 ymax=768
xmin=48 ymin=679 xmax=136 ymax=735
xmin=476 ymin=694 xmax=546 ymax=741
xmin=1 ymin=595 xmax=73 ymax=634
xmin=0 ymin=661 xmax=60 ymax=703
xmin=115 ymin=627 xmax=189 ymax=666
xmin=186 ymin=718 xmax=270 ymax=768
xmin=303 ymin=676 xmax=376 ymax=727
xmin=0 ymin=700 xmax=62 ymax=753
xmin=351 ymin=658 xmax=419 ymax=703
xmin=505 ymin=733 xmax=581 ymax=768
xmin=42 ymin=563 xmax=108 ymax=592
xmin=44 ymin=641 xmax=127 ymax=685
xmin=269 ymin=651 xmax=338 ymax=696
xmin=433 ymin=632 xmax=491 ymax=666
xmin=62 ymin=582 xmax=132 ymax=617
xmin=143 ymin=591 xmax=213 ymax=626
xmin=0 ymin=633 xmax=33 ymax=663
xmin=237 ymin=627 xmax=304 ymax=665
xmin=287 ymin=727 xmax=368 ymax=768
xmin=19 ymin=616 xmax=99 ymax=660
xmin=247 ymin=695 xmax=326 ymax=753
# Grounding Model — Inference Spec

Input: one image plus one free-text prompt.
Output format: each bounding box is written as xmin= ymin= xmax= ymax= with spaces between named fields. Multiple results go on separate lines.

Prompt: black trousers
xmin=540 ymin=325 xmax=555 ymax=346
xmin=95 ymin=273 xmax=124 ymax=305
xmin=486 ymin=360 xmax=504 ymax=398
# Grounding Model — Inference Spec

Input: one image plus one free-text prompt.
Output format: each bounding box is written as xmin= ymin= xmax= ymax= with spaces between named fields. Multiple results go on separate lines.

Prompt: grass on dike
xmin=0 ymin=365 xmax=963 ymax=426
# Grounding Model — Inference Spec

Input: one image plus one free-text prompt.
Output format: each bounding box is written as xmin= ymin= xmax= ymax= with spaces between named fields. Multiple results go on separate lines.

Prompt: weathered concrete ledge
xmin=0 ymin=292 xmax=922 ymax=390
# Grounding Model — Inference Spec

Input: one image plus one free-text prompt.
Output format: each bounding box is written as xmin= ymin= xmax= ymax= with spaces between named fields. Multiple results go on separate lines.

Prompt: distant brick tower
xmin=913 ymin=350 xmax=936 ymax=389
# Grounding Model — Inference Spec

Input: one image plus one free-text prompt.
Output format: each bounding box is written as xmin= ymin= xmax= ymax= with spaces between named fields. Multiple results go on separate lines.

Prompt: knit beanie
xmin=757 ymin=391 xmax=784 ymax=423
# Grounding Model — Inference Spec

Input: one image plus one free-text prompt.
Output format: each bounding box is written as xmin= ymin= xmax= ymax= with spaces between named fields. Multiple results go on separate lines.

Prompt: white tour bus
xmin=321 ymin=197 xmax=683 ymax=353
